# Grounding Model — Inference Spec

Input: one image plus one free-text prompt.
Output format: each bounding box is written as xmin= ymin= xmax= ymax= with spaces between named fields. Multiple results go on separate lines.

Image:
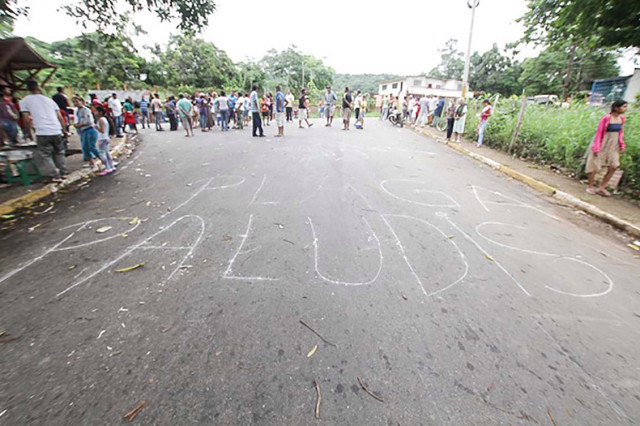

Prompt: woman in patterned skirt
xmin=585 ymin=100 xmax=627 ymax=197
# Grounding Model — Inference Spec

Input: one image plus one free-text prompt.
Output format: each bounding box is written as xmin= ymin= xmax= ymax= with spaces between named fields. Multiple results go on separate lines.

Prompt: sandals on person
xmin=596 ymin=188 xmax=612 ymax=197
xmin=586 ymin=188 xmax=597 ymax=195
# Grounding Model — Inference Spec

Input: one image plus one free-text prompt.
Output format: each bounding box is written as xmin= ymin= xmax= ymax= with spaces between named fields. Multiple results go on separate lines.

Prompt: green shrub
xmin=463 ymin=99 xmax=640 ymax=198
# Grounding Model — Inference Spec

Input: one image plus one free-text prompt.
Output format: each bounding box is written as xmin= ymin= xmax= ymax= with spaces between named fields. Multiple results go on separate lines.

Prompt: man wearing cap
xmin=324 ymin=86 xmax=337 ymax=127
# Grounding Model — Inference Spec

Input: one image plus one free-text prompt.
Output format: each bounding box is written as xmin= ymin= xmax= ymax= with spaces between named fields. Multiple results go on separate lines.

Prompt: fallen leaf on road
xmin=401 ymin=294 xmax=408 ymax=301
xmin=146 ymin=201 xmax=151 ymax=207
xmin=68 ymin=265 xmax=77 ymax=270
xmin=129 ymin=217 xmax=139 ymax=225
xmin=484 ymin=254 xmax=494 ymax=262
xmin=628 ymin=244 xmax=640 ymax=252
xmin=357 ymin=377 xmax=384 ymax=402
xmin=115 ymin=263 xmax=146 ymax=273
xmin=123 ymin=400 xmax=147 ymax=421
xmin=121 ymin=233 xmax=128 ymax=238
xmin=446 ymin=235 xmax=454 ymax=239
xmin=314 ymin=379 xmax=322 ymax=419
xmin=307 ymin=345 xmax=318 ymax=358
xmin=97 ymin=330 xmax=106 ymax=339
xmin=547 ymin=407 xmax=558 ymax=426
xmin=1 ymin=214 xmax=15 ymax=220
xmin=96 ymin=226 xmax=112 ymax=233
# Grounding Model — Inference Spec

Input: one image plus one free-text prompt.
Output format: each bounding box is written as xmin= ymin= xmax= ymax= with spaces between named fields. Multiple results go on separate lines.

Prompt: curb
xmin=0 ymin=136 xmax=135 ymax=216
xmin=412 ymin=126 xmax=640 ymax=239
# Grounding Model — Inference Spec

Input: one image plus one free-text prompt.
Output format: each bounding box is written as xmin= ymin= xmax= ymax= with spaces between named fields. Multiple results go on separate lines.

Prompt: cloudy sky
xmin=13 ymin=0 xmax=636 ymax=75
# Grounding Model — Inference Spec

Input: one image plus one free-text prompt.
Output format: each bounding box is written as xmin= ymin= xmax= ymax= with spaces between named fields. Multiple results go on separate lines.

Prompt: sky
xmin=13 ymin=0 xmax=637 ymax=76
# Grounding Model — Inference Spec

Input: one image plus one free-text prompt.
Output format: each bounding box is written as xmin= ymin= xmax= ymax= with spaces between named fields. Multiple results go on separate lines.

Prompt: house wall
xmin=624 ymin=69 xmax=640 ymax=103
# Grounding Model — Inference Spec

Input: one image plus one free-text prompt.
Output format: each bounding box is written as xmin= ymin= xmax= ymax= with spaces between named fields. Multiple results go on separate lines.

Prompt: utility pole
xmin=461 ymin=0 xmax=479 ymax=99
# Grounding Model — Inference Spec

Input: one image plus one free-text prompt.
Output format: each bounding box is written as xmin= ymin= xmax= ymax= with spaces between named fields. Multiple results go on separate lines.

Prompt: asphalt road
xmin=1 ymin=118 xmax=639 ymax=425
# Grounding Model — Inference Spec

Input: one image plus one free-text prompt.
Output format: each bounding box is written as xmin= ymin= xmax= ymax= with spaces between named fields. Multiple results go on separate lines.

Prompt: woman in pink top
xmin=476 ymin=99 xmax=492 ymax=147
xmin=585 ymin=100 xmax=627 ymax=197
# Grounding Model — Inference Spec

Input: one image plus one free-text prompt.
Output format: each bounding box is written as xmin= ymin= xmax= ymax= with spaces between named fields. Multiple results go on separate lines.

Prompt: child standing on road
xmin=95 ymin=106 xmax=116 ymax=175
xmin=72 ymin=96 xmax=102 ymax=172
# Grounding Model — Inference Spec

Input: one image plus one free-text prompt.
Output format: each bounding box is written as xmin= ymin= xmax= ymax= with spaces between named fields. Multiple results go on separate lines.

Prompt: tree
xmin=231 ymin=61 xmax=267 ymax=93
xmin=469 ymin=44 xmax=522 ymax=96
xmin=519 ymin=44 xmax=619 ymax=95
xmin=24 ymin=33 xmax=148 ymax=91
xmin=152 ymin=35 xmax=235 ymax=89
xmin=260 ymin=47 xmax=335 ymax=93
xmin=429 ymin=39 xmax=464 ymax=80
xmin=333 ymin=74 xmax=400 ymax=94
xmin=520 ymin=0 xmax=640 ymax=49
xmin=2 ymin=0 xmax=216 ymax=35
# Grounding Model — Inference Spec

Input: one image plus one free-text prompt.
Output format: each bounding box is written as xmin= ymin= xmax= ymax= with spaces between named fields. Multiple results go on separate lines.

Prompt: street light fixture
xmin=461 ymin=0 xmax=479 ymax=98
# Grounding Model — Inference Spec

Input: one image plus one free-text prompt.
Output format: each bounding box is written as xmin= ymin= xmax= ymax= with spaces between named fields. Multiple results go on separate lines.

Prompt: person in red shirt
xmin=0 ymin=85 xmax=20 ymax=146
xmin=476 ymin=99 xmax=493 ymax=147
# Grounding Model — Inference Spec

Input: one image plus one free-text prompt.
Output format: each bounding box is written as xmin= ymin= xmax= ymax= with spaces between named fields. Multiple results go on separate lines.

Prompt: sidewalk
xmin=411 ymin=124 xmax=640 ymax=239
xmin=0 ymin=133 xmax=135 ymax=217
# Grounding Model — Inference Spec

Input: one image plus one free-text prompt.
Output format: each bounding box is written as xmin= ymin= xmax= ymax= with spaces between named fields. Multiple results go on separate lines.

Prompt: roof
xmin=0 ymin=37 xmax=56 ymax=72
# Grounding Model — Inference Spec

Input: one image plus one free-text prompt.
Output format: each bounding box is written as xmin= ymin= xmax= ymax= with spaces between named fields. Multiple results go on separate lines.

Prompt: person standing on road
xmin=151 ymin=94 xmax=164 ymax=131
xmin=139 ymin=96 xmax=150 ymax=129
xmin=123 ymin=97 xmax=138 ymax=134
xmin=275 ymin=85 xmax=286 ymax=137
xmin=52 ymin=87 xmax=70 ymax=133
xmin=177 ymin=94 xmax=194 ymax=137
xmin=452 ymin=98 xmax=467 ymax=143
xmin=342 ymin=87 xmax=353 ymax=131
xmin=165 ymin=96 xmax=178 ymax=131
xmin=445 ymin=99 xmax=456 ymax=141
xmin=298 ymin=89 xmax=313 ymax=128
xmin=324 ymin=86 xmax=337 ymax=126
xmin=585 ymin=100 xmax=627 ymax=197
xmin=73 ymin=96 xmax=103 ymax=172
xmin=261 ymin=94 xmax=270 ymax=126
xmin=430 ymin=96 xmax=444 ymax=128
xmin=285 ymin=90 xmax=295 ymax=122
xmin=356 ymin=93 xmax=367 ymax=129
xmin=228 ymin=90 xmax=237 ymax=127
xmin=476 ymin=99 xmax=493 ymax=147
xmin=94 ymin=105 xmax=116 ymax=175
xmin=107 ymin=93 xmax=123 ymax=137
xmin=380 ymin=95 xmax=389 ymax=121
xmin=250 ymin=85 xmax=265 ymax=137
xmin=218 ymin=91 xmax=230 ymax=132
xmin=418 ymin=95 xmax=430 ymax=127
xmin=19 ymin=81 xmax=69 ymax=182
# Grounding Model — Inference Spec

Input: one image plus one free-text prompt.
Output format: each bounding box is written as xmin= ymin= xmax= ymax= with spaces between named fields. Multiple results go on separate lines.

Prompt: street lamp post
xmin=461 ymin=0 xmax=479 ymax=99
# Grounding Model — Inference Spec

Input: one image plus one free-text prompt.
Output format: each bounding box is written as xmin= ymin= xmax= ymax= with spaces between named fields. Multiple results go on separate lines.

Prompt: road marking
xmin=223 ymin=214 xmax=279 ymax=281
xmin=308 ymin=216 xmax=382 ymax=286
xmin=161 ymin=178 xmax=214 ymax=218
xmin=380 ymin=179 xmax=460 ymax=208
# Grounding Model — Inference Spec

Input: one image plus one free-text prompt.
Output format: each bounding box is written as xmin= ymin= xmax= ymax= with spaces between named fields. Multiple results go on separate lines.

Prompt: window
xmin=457 ymin=84 xmax=462 ymax=90
xmin=382 ymin=84 xmax=387 ymax=90
xmin=392 ymin=83 xmax=398 ymax=89
xmin=413 ymin=79 xmax=422 ymax=86
xmin=427 ymin=84 xmax=433 ymax=89
xmin=436 ymin=85 xmax=441 ymax=89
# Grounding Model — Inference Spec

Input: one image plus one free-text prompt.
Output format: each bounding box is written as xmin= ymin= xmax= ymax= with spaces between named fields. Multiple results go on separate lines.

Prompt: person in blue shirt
xmin=275 ymin=86 xmax=286 ymax=137
xmin=430 ymin=97 xmax=445 ymax=127
xmin=138 ymin=97 xmax=150 ymax=129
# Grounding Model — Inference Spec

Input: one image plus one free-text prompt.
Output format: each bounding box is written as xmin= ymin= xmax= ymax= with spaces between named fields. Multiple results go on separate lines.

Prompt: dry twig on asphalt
xmin=123 ymin=400 xmax=147 ymax=421
xmin=547 ymin=407 xmax=558 ymax=426
xmin=314 ymin=380 xmax=322 ymax=419
xmin=357 ymin=377 xmax=384 ymax=402
xmin=299 ymin=320 xmax=337 ymax=347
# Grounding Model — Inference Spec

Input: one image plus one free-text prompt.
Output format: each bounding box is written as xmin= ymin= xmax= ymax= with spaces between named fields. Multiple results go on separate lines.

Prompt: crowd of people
xmin=2 ymin=79 xmax=627 ymax=199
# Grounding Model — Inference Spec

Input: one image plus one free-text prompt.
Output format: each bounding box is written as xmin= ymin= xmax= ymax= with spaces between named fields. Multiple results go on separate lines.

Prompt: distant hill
xmin=332 ymin=73 xmax=401 ymax=94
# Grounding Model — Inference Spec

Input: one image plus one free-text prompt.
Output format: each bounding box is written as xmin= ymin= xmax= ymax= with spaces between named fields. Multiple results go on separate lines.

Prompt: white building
xmin=378 ymin=75 xmax=470 ymax=99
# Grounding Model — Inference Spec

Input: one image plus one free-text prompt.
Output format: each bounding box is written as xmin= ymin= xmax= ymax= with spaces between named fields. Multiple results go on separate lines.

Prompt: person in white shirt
xmin=107 ymin=93 xmax=123 ymax=137
xmin=285 ymin=90 xmax=295 ymax=122
xmin=234 ymin=93 xmax=245 ymax=130
xmin=217 ymin=91 xmax=230 ymax=131
xmin=19 ymin=80 xmax=69 ymax=182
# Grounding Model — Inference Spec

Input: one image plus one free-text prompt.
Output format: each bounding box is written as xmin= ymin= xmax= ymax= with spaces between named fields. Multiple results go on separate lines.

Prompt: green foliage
xmin=259 ymin=46 xmax=335 ymax=94
xmin=24 ymin=33 xmax=148 ymax=92
xmin=333 ymin=74 xmax=400 ymax=94
xmin=520 ymin=0 xmax=640 ymax=49
xmin=151 ymin=35 xmax=235 ymax=89
xmin=469 ymin=44 xmax=522 ymax=96
xmin=519 ymin=44 xmax=620 ymax=96
xmin=4 ymin=0 xmax=216 ymax=35
xmin=464 ymin=99 xmax=640 ymax=197
xmin=429 ymin=39 xmax=464 ymax=80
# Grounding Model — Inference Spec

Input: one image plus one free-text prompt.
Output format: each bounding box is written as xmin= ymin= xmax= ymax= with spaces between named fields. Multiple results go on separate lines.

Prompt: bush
xmin=463 ymin=99 xmax=640 ymax=198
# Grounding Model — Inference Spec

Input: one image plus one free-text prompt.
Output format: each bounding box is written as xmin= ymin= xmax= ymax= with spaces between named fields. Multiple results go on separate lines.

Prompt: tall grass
xmin=464 ymin=99 xmax=640 ymax=198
